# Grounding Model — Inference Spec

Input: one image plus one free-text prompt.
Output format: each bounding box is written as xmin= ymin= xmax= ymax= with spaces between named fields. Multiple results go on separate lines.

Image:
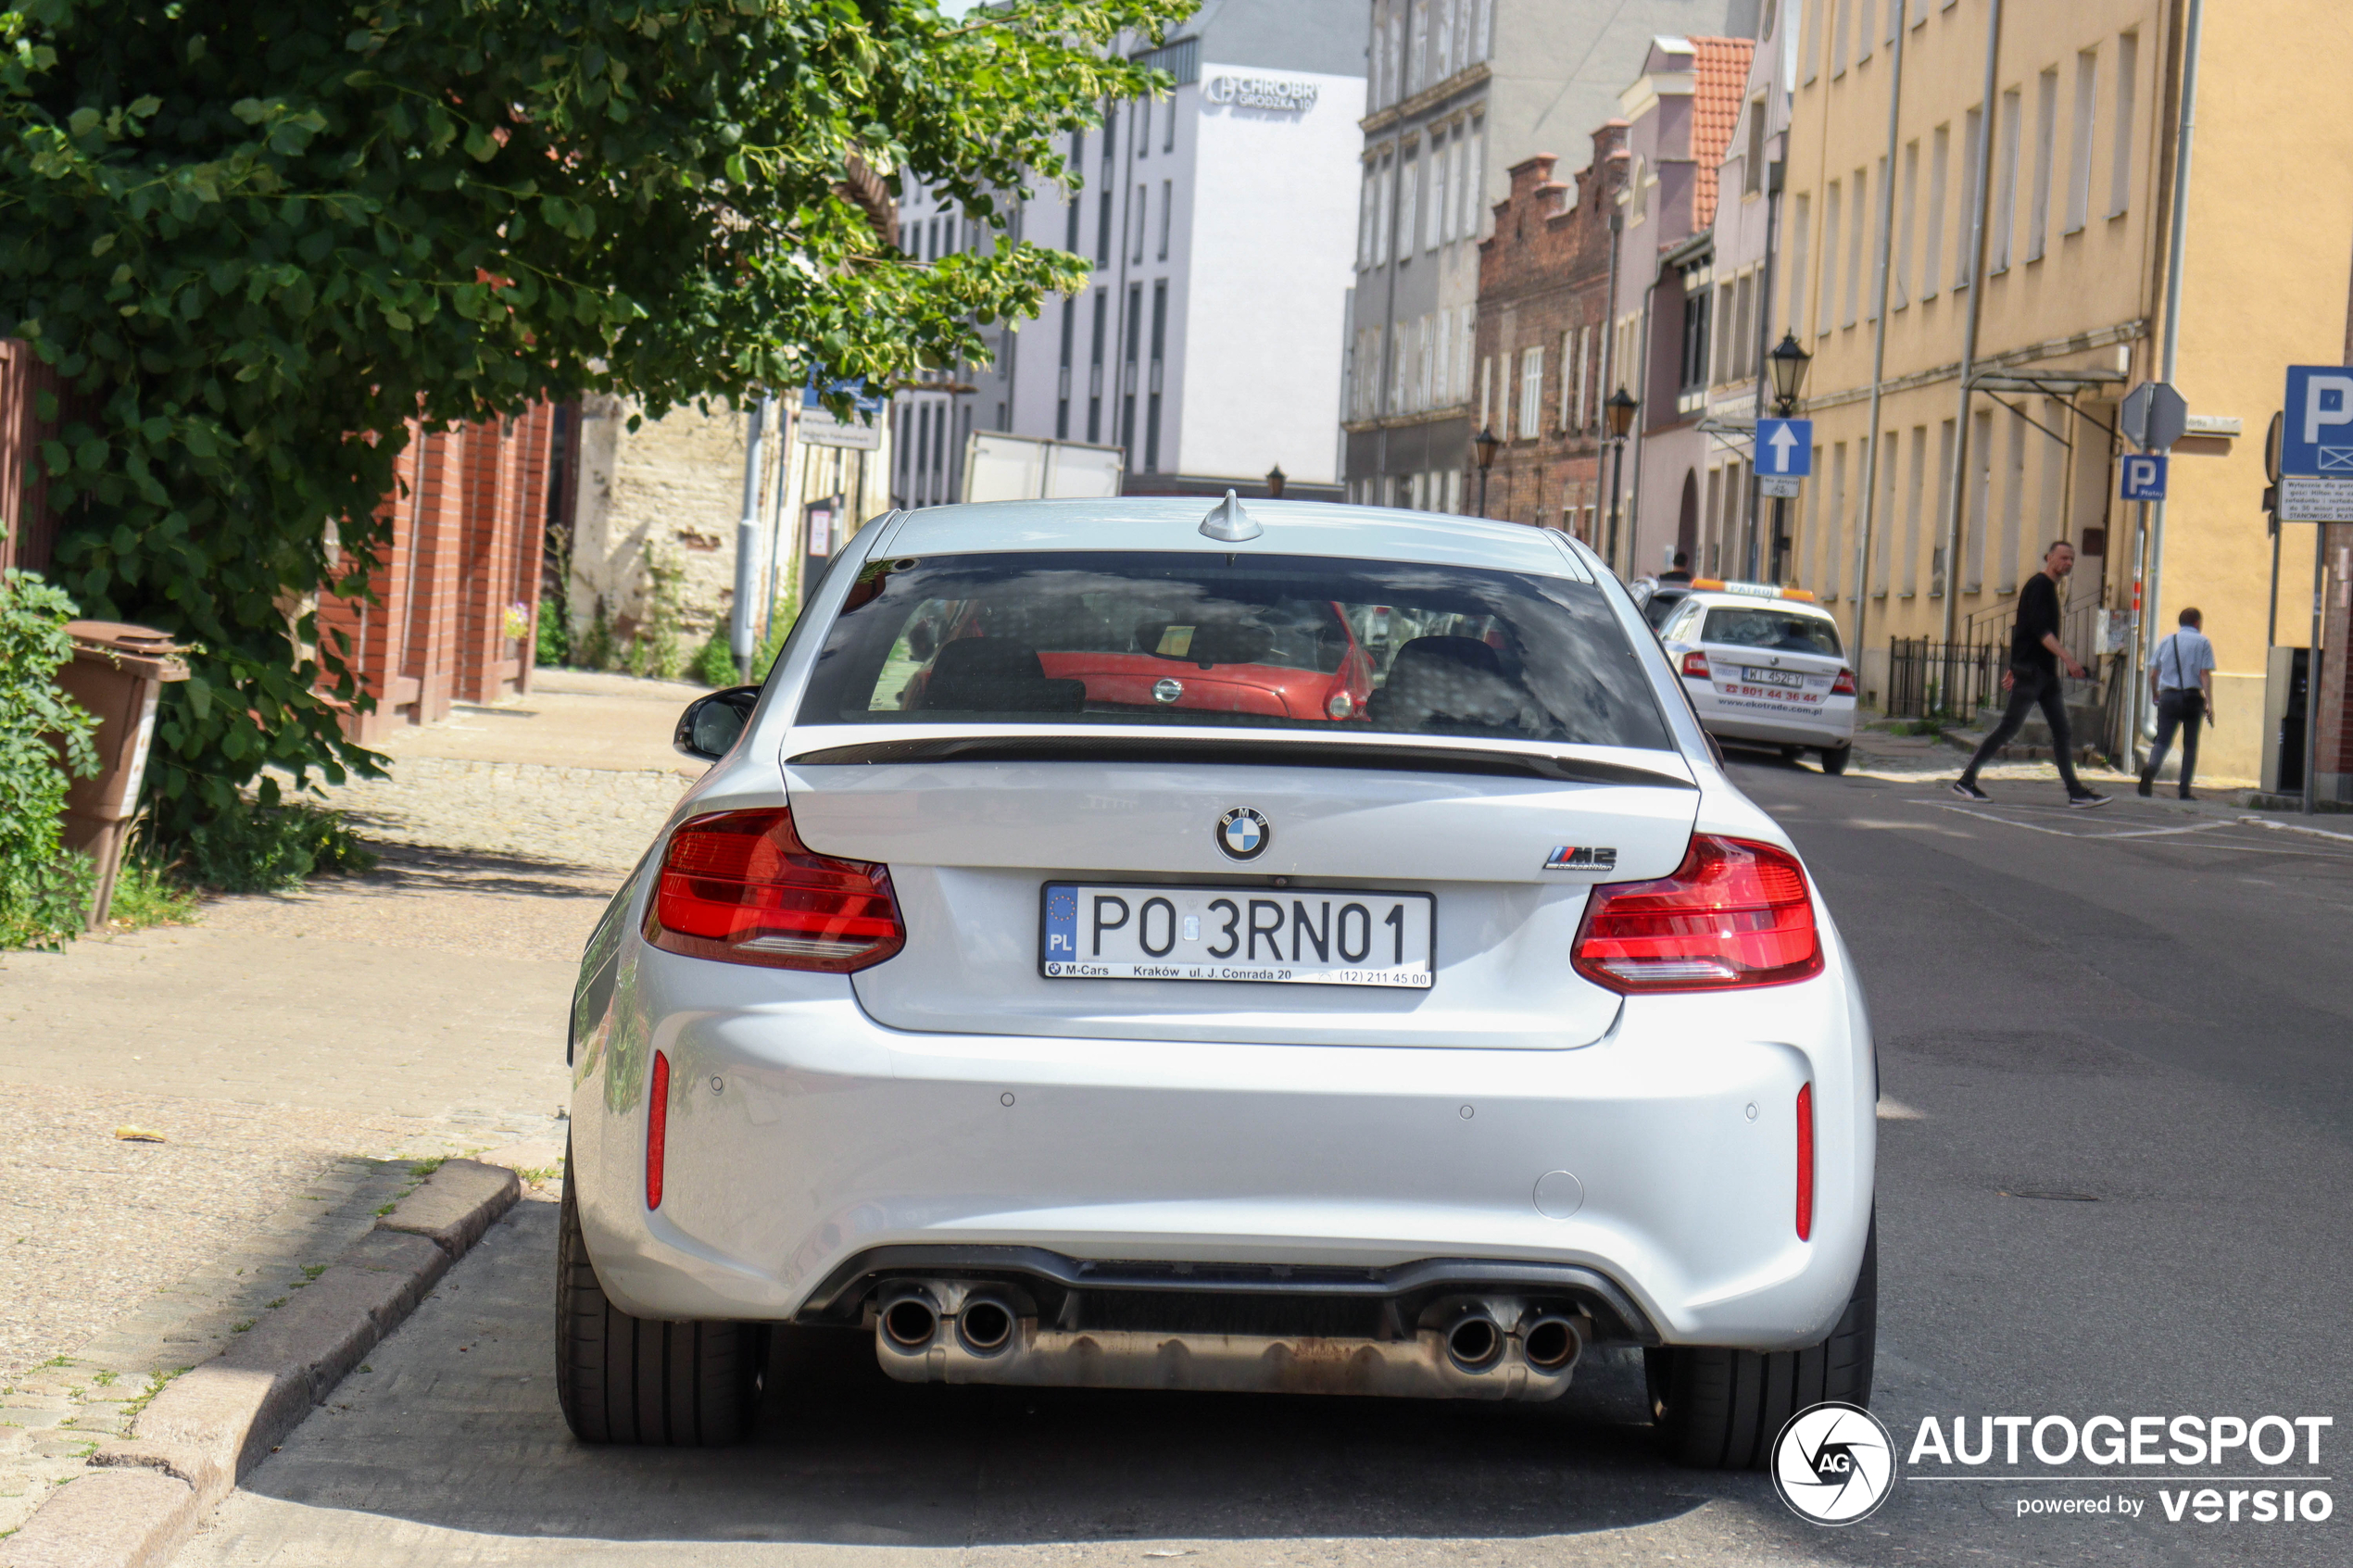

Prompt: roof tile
xmin=1687 ymin=36 xmax=1756 ymax=230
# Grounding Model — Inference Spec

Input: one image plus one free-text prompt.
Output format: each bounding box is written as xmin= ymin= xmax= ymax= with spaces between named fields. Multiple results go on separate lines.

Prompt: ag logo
xmin=1771 ymin=1402 xmax=1896 ymax=1525
xmin=1215 ymin=807 xmax=1271 ymax=861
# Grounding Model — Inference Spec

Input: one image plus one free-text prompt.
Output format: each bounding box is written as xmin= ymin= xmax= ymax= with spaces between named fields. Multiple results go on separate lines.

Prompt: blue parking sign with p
xmin=2120 ymin=453 xmax=2167 ymax=501
xmin=2282 ymin=366 xmax=2353 ymax=476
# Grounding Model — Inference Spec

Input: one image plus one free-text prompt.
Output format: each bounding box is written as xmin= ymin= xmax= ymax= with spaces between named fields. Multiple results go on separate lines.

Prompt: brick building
xmin=1469 ymin=128 xmax=1628 ymax=536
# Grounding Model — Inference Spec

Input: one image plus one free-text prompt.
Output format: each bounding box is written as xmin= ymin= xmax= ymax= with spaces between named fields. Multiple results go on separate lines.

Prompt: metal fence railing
xmin=1885 ymin=638 xmax=2008 ymax=723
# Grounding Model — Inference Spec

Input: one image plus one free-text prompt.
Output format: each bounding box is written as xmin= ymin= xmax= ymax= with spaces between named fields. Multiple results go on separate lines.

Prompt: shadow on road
xmin=231 ymin=1203 xmax=1769 ymax=1551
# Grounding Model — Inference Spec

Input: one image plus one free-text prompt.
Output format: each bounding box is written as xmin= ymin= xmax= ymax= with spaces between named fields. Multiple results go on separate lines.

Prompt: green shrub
xmin=106 ymin=854 xmax=202 ymax=930
xmin=170 ymin=798 xmax=378 ymax=894
xmin=691 ymin=629 xmax=740 ymax=688
xmin=623 ymin=546 xmax=687 ymax=681
xmin=535 ymin=598 xmax=571 ymax=668
xmin=0 ymin=569 xmax=100 ymax=950
xmin=578 ymin=596 xmax=617 ymax=672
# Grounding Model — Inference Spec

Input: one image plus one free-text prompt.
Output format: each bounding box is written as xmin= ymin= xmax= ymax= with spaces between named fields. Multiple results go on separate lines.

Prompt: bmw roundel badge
xmin=1215 ymin=807 xmax=1271 ymax=861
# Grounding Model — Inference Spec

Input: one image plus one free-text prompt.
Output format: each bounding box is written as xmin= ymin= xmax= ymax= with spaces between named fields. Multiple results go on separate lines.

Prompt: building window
xmin=1842 ymin=165 xmax=1866 ymax=326
xmin=1087 ymin=288 xmax=1106 ymax=443
xmin=1159 ymin=180 xmax=1172 ymax=260
xmin=1990 ymin=88 xmax=2020 ymax=273
xmin=1132 ymin=183 xmax=1147 ymax=262
xmin=1428 ymin=131 xmax=1448 ymax=251
xmin=1137 ymin=99 xmax=1149 ymax=160
xmin=1146 ymin=280 xmax=1167 ymax=472
xmin=1680 ymin=288 xmax=1710 ymax=392
xmin=1374 ymin=153 xmax=1395 ymax=267
xmin=1732 ymin=272 xmax=1754 ymax=379
xmin=2027 ymin=69 xmax=2057 ymax=262
xmin=1785 ymin=192 xmax=1810 ymax=337
xmin=1461 ymin=119 xmax=1485 ymax=238
xmin=1472 ymin=0 xmax=1492 ymax=61
xmin=1923 ymin=125 xmax=1947 ymax=296
xmin=1517 ymin=345 xmax=1543 ymax=439
xmin=1358 ymin=164 xmax=1378 ymax=269
xmin=1397 ymin=147 xmax=1419 ymax=266
xmin=1955 ymin=105 xmax=1982 ymax=289
xmin=1478 ymin=354 xmax=1492 ymax=429
xmin=1744 ymin=96 xmax=1766 ymax=196
xmin=1817 ymin=182 xmax=1841 ymax=335
xmin=2108 ymin=32 xmax=2137 ymax=218
xmin=1055 ymin=296 xmax=1074 ymax=439
xmin=1435 ymin=0 xmax=1456 ymax=79
xmin=1894 ymin=140 xmax=1917 ymax=307
xmin=2065 ymin=51 xmax=2097 ymax=233
xmin=1121 ymin=282 xmax=1141 ymax=455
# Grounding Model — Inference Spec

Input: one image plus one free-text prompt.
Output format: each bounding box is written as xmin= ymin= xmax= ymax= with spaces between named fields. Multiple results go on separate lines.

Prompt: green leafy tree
xmin=0 ymin=0 xmax=1182 ymax=839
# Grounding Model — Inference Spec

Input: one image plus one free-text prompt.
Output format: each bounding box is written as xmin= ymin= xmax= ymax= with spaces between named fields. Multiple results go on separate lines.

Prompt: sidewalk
xmin=0 ymin=667 xmax=705 ymax=1537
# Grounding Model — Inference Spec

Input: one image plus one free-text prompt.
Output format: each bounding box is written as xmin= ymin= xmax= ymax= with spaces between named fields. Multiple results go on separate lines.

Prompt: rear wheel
xmin=556 ymin=1152 xmax=763 ymax=1445
xmin=1820 ymin=745 xmax=1852 ymax=775
xmin=1645 ymin=1217 xmax=1875 ymax=1469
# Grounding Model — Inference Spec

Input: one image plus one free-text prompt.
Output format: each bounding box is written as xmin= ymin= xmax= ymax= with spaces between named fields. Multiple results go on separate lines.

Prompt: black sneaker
xmin=2136 ymin=777 xmax=2154 ymax=797
xmin=2068 ymin=790 xmax=2112 ymax=809
xmin=1951 ymin=779 xmax=1991 ymax=801
xmin=2178 ymin=790 xmax=2197 ymax=802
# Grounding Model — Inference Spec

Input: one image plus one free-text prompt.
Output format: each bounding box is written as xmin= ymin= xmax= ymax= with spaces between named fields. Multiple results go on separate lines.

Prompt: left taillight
xmin=1831 ymin=667 xmax=1857 ymax=696
xmin=645 ymin=807 xmax=905 ymax=972
xmin=1570 ymin=834 xmax=1823 ymax=992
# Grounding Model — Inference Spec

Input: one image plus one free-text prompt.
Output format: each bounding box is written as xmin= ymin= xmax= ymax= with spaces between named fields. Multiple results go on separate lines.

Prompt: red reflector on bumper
xmin=648 ymin=1049 xmax=670 ymax=1211
xmin=1796 ymin=1082 xmax=1815 ymax=1241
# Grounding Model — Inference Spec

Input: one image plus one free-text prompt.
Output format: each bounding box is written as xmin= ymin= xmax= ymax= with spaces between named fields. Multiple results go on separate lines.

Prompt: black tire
xmin=1820 ymin=745 xmax=1852 ymax=775
xmin=1646 ymin=1217 xmax=1876 ymax=1470
xmin=556 ymin=1154 xmax=763 ymax=1445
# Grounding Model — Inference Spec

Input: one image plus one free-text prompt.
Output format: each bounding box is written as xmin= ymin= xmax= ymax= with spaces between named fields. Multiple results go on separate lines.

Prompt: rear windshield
xmin=795 ymin=550 xmax=1672 ymax=751
xmin=1699 ymin=606 xmax=1843 ymax=658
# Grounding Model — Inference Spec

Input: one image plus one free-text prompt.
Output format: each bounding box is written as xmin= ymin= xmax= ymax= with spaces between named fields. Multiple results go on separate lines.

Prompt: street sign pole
xmin=2307 ymin=541 xmax=2323 ymax=817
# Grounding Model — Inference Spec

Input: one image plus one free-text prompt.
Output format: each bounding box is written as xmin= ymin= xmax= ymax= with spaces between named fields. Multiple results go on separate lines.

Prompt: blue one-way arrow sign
xmin=1756 ymin=417 xmax=1812 ymax=477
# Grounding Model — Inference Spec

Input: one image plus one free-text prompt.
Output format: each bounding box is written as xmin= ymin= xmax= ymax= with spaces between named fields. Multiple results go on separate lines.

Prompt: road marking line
xmin=2242 ymin=814 xmax=2353 ymax=844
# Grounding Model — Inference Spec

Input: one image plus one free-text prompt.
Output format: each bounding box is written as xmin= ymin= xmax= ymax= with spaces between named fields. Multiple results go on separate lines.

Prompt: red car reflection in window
xmin=1037 ymin=605 xmax=1376 ymax=721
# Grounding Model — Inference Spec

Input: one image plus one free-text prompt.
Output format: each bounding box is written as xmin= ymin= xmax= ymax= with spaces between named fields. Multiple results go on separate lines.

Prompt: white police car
xmin=1655 ymin=581 xmax=1857 ymax=773
xmin=558 ymin=498 xmax=1878 ymax=1470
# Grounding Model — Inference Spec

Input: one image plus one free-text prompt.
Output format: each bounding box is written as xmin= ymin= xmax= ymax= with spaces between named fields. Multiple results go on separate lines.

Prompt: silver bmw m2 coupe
xmin=558 ymin=495 xmax=1877 ymax=1469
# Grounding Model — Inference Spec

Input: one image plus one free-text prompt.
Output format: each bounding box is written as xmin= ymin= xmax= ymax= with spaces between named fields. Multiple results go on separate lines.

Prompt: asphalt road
xmin=173 ymin=757 xmax=2353 ymax=1568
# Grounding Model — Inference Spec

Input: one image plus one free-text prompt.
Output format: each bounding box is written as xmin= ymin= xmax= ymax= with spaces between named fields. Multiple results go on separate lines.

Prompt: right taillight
xmin=1571 ymin=834 xmax=1823 ymax=992
xmin=1680 ymin=651 xmax=1712 ymax=680
xmin=645 ymin=807 xmax=905 ymax=971
xmin=1831 ymin=667 xmax=1857 ymax=696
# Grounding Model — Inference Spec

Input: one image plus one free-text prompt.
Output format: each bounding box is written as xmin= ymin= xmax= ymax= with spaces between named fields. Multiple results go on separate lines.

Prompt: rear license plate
xmin=1041 ymin=884 xmax=1434 ymax=988
xmin=1743 ymin=666 xmax=1806 ymax=688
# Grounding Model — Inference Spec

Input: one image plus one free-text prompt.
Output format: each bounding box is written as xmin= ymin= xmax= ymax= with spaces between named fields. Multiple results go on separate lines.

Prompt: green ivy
xmin=0 ymin=0 xmax=1184 ymax=842
xmin=0 ymin=566 xmax=99 ymax=948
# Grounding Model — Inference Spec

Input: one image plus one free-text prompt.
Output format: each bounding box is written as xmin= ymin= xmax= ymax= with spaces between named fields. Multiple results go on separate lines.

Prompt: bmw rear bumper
xmin=569 ymin=921 xmax=1876 ymax=1356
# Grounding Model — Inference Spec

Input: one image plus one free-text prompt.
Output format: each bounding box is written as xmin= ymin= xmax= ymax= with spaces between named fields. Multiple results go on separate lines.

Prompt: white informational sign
xmin=2277 ymin=476 xmax=2353 ymax=522
xmin=798 ymin=403 xmax=881 ymax=451
xmin=1758 ymin=475 xmax=1802 ymax=498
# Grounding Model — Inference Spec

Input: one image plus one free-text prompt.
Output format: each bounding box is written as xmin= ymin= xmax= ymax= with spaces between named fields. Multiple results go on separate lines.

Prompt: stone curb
xmin=0 ymin=1160 xmax=521 ymax=1568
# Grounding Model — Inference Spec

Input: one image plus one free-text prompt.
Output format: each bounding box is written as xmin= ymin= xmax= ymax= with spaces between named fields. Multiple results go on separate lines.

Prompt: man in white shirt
xmin=2138 ymin=607 xmax=2216 ymax=800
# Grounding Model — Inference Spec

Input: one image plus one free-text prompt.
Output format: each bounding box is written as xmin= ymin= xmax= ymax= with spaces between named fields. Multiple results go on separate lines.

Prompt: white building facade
xmin=894 ymin=3 xmax=1365 ymax=505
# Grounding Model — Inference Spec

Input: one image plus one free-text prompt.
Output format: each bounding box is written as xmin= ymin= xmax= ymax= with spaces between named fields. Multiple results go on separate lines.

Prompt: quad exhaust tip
xmin=956 ymin=1294 xmax=1017 ymax=1356
xmin=882 ymin=1295 xmax=939 ymax=1349
xmin=1444 ymin=1312 xmax=1504 ymax=1373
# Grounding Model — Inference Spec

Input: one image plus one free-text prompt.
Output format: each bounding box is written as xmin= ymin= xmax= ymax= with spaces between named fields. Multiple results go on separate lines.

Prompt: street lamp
xmin=1767 ymin=331 xmax=1813 ymax=415
xmin=1764 ymin=332 xmax=1812 ymax=583
xmin=1603 ymin=386 xmax=1638 ymax=575
xmin=1473 ymin=427 xmax=1503 ymax=518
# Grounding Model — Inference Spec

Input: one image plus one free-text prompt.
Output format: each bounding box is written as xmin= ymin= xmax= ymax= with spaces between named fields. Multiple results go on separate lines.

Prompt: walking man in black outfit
xmin=1952 ymin=540 xmax=2110 ymax=807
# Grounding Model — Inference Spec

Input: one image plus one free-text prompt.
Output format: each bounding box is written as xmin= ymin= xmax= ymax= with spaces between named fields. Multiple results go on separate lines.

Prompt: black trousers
xmin=2141 ymin=689 xmax=2205 ymax=795
xmin=1961 ymin=666 xmax=2082 ymax=793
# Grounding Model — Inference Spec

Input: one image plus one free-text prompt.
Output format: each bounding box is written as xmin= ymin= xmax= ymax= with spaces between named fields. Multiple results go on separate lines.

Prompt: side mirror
xmin=675 ymin=685 xmax=761 ymax=762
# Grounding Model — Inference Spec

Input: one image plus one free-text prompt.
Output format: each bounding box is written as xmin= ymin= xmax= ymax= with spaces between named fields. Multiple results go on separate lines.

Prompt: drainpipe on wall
xmin=1850 ymin=1 xmax=1909 ymax=664
xmin=1939 ymin=0 xmax=2005 ymax=650
xmin=1629 ymin=270 xmax=1661 ymax=577
xmin=2136 ymin=0 xmax=2205 ymax=759
xmin=1601 ymin=210 xmax=1625 ymax=556
xmin=731 ymin=395 xmax=772 ymax=681
xmin=1746 ymin=155 xmax=1783 ymax=583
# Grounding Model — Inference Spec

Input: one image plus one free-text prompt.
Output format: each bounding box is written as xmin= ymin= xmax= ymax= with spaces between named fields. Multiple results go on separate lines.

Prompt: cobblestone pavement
xmin=0 ymin=670 xmax=692 ymax=1539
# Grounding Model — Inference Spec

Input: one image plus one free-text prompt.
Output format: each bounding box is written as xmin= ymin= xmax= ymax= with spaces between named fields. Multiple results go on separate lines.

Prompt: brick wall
xmin=1472 ymin=126 xmax=1628 ymax=540
xmin=317 ymin=407 xmax=558 ymax=745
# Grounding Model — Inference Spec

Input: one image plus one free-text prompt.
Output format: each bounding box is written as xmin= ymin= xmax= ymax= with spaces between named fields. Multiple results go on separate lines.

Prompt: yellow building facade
xmin=1777 ymin=0 xmax=2353 ymax=779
